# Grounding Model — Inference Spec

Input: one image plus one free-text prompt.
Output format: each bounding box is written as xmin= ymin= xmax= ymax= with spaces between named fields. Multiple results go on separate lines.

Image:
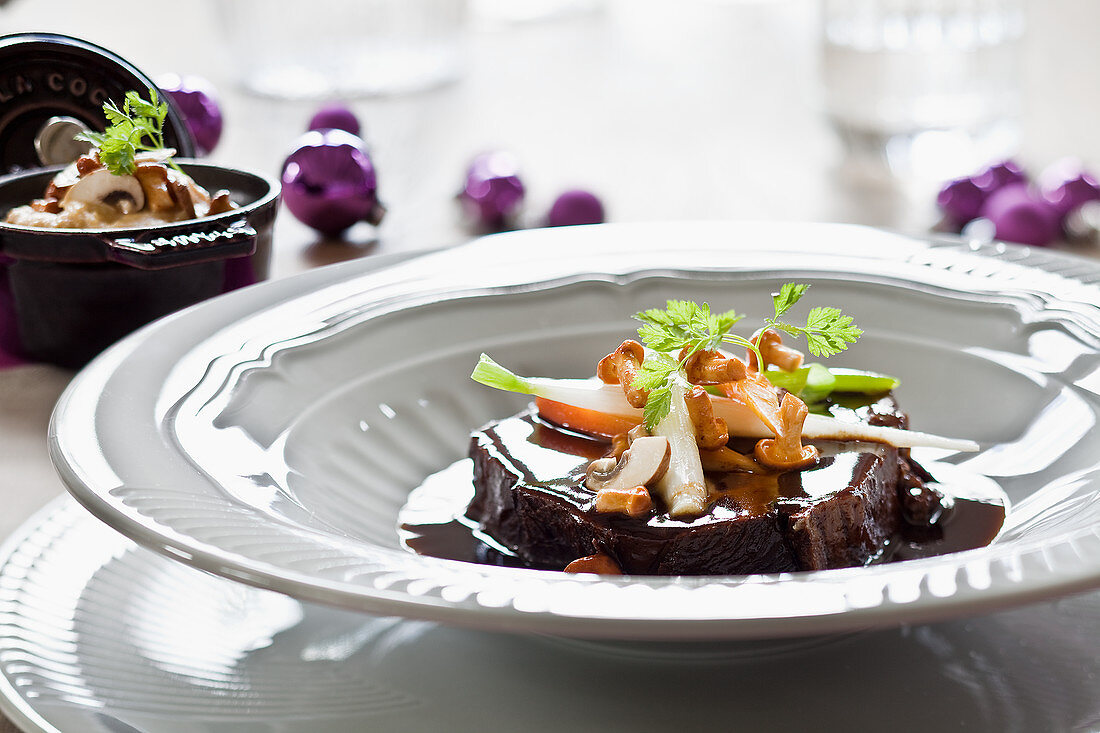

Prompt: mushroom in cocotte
xmin=62 ymin=168 xmax=145 ymax=214
xmin=5 ymin=90 xmax=238 ymax=230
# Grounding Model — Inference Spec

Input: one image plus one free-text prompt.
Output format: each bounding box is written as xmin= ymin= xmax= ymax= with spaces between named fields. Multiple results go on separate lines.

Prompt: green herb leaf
xmin=772 ymin=283 xmax=810 ymax=319
xmin=629 ymin=288 xmax=862 ymax=429
xmin=765 ymin=291 xmax=862 ymax=359
xmin=633 ymin=300 xmax=743 ymax=430
xmin=102 ymin=102 xmax=129 ymax=129
xmin=634 ymin=300 xmax=741 ymax=357
xmin=642 ymin=382 xmax=673 ymax=430
xmin=801 ymin=307 xmax=863 ymax=357
xmin=631 ymin=351 xmax=678 ymax=391
xmin=124 ymin=88 xmax=165 ymax=124
xmin=634 ymin=351 xmax=685 ymax=430
xmin=74 ymin=87 xmax=175 ymax=176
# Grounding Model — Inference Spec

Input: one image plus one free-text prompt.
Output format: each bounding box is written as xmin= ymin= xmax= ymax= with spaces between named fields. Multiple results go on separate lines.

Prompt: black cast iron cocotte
xmin=0 ymin=162 xmax=280 ymax=368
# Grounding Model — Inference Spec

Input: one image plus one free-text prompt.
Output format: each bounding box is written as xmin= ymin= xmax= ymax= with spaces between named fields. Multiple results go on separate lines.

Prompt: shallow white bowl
xmin=50 ymin=222 xmax=1100 ymax=640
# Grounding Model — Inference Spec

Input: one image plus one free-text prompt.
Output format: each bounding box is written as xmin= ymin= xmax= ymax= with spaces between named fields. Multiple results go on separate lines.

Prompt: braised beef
xmin=466 ymin=396 xmax=933 ymax=575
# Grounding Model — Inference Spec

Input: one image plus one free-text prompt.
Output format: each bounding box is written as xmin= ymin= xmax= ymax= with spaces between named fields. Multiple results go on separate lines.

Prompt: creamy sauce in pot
xmin=5 ymin=197 xmax=214 ymax=229
xmin=4 ymin=154 xmax=233 ymax=230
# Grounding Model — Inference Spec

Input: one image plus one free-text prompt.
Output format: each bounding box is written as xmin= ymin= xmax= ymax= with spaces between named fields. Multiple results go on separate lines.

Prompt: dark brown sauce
xmin=403 ymin=517 xmax=541 ymax=569
xmin=399 ymin=460 xmax=1008 ymax=573
xmin=405 ymin=515 xmax=515 ymax=566
xmin=399 ymin=395 xmax=1007 ymax=574
xmin=891 ymin=493 xmax=1006 ymax=561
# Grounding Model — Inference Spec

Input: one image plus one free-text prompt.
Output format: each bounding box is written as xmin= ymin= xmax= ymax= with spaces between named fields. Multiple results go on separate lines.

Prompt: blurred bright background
xmin=0 ymin=11 xmax=1099 ymax=730
xmin=2 ymin=0 xmax=1098 ymax=270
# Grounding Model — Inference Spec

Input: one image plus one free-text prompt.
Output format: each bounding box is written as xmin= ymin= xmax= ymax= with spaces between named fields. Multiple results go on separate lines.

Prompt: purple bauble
xmin=973 ymin=159 xmax=1027 ymax=193
xmin=936 ymin=177 xmax=986 ymax=229
xmin=981 ymin=183 xmax=1061 ymax=247
xmin=156 ymin=73 xmax=223 ymax=156
xmin=1037 ymin=158 xmax=1100 ymax=218
xmin=459 ymin=152 xmax=525 ymax=230
xmin=547 ymin=189 xmax=605 ymax=227
xmin=308 ymin=103 xmax=361 ymax=136
xmin=281 ymin=129 xmax=385 ymax=237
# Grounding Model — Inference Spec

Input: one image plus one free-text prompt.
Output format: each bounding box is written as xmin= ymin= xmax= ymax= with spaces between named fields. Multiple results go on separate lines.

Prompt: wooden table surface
xmin=0 ymin=1 xmax=1099 ymax=730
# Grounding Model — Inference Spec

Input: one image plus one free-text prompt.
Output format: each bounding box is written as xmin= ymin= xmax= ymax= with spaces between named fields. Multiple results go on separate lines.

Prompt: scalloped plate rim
xmin=47 ymin=221 xmax=1100 ymax=640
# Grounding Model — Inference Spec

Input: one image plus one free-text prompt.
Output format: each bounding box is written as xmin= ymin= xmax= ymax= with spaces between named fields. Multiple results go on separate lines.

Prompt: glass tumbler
xmin=821 ymin=0 xmax=1025 ymax=180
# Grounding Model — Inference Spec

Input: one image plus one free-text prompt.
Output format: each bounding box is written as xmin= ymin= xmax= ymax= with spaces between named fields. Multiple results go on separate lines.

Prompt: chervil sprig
xmin=635 ymin=300 xmax=742 ymax=356
xmin=632 ymin=300 xmax=756 ymax=429
xmin=770 ymin=282 xmax=809 ymax=320
xmin=764 ymin=283 xmax=863 ymax=358
xmin=630 ymin=286 xmax=862 ymax=428
xmin=627 ymin=351 xmax=685 ymax=429
xmin=75 ymin=88 xmax=178 ymax=176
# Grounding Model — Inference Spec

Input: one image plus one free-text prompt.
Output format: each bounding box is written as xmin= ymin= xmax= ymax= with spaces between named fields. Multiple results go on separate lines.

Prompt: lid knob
xmin=33 ymin=116 xmax=93 ymax=166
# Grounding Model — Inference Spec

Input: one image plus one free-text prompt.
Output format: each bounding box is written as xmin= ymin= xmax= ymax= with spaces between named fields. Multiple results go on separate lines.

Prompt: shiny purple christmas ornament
xmin=459 ymin=152 xmax=525 ymax=231
xmin=281 ymin=129 xmax=385 ymax=237
xmin=547 ymin=189 xmax=605 ymax=227
xmin=308 ymin=103 xmax=361 ymax=136
xmin=1037 ymin=158 xmax=1100 ymax=218
xmin=936 ymin=177 xmax=986 ymax=229
xmin=156 ymin=73 xmax=223 ymax=156
xmin=973 ymin=159 xmax=1027 ymax=193
xmin=980 ymin=183 xmax=1061 ymax=247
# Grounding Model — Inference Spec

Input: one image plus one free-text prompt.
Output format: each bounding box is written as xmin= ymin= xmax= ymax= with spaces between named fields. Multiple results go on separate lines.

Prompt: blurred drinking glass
xmin=215 ymin=0 xmax=468 ymax=99
xmin=822 ymin=0 xmax=1024 ymax=181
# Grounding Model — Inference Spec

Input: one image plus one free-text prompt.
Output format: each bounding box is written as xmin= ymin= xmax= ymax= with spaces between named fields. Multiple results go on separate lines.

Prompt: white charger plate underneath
xmin=1 ymin=496 xmax=1098 ymax=733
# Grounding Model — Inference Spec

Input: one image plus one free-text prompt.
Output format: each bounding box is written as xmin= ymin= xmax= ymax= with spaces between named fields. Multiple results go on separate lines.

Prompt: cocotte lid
xmin=0 ymin=32 xmax=195 ymax=174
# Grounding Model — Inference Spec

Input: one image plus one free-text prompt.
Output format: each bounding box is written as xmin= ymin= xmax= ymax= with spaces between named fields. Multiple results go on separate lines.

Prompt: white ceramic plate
xmin=50 ymin=222 xmax=1100 ymax=640
xmin=2 ymin=496 xmax=1099 ymax=733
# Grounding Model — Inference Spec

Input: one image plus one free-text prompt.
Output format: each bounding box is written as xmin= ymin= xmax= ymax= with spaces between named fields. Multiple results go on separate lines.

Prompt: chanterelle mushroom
xmin=585 ymin=436 xmax=671 ymax=493
xmin=62 ymin=168 xmax=145 ymax=214
xmin=596 ymin=340 xmax=650 ymax=408
xmin=748 ymin=328 xmax=804 ymax=373
xmin=753 ymin=392 xmax=819 ymax=470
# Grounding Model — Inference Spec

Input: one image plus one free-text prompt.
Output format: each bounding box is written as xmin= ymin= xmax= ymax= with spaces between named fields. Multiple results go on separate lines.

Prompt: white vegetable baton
xmin=652 ymin=381 xmax=708 ymax=518
xmin=470 ymin=354 xmax=979 ymax=453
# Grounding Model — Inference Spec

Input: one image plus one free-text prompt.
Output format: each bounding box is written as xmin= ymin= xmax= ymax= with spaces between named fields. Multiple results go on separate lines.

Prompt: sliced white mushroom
xmin=62 ymin=168 xmax=145 ymax=214
xmin=585 ymin=436 xmax=671 ymax=493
